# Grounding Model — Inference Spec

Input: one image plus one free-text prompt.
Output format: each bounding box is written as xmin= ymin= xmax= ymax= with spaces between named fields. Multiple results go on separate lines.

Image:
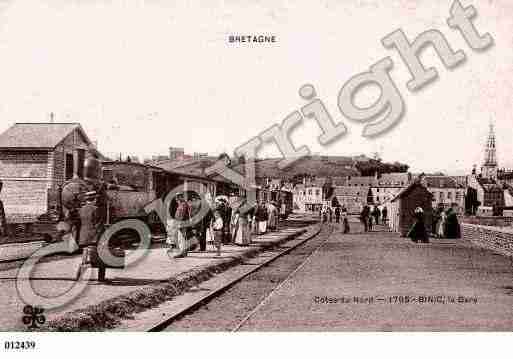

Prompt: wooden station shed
xmin=387 ymin=182 xmax=434 ymax=237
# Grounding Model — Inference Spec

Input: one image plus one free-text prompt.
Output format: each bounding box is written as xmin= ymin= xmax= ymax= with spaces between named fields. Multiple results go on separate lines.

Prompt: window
xmin=76 ymin=149 xmax=85 ymax=178
xmin=65 ymin=153 xmax=74 ymax=180
xmin=315 ymin=189 xmax=320 ymax=196
xmin=448 ymin=192 xmax=452 ymax=200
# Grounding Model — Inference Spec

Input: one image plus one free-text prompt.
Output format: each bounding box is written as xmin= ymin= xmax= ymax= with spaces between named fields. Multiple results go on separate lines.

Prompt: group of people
xmin=431 ymin=206 xmax=461 ymax=239
xmin=167 ymin=195 xmax=282 ymax=258
xmin=320 ymin=206 xmax=350 ymax=233
xmin=359 ymin=204 xmax=388 ymax=232
xmin=407 ymin=205 xmax=461 ymax=243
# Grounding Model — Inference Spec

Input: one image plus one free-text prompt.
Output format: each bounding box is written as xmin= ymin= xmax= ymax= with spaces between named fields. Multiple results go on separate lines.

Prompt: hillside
xmin=150 ymin=154 xmax=409 ymax=182
xmin=231 ymin=155 xmax=409 ymax=181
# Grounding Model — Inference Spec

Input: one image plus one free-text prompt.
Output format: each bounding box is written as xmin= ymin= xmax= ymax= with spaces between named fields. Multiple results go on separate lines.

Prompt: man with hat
xmin=60 ymin=153 xmax=111 ymax=281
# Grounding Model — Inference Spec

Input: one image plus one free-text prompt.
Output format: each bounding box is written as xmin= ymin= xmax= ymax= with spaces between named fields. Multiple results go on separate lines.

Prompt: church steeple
xmin=481 ymin=122 xmax=498 ymax=180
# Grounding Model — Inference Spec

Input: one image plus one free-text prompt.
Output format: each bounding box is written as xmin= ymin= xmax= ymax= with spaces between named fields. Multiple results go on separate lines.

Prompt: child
xmin=212 ymin=210 xmax=224 ymax=256
xmin=342 ymin=211 xmax=350 ymax=234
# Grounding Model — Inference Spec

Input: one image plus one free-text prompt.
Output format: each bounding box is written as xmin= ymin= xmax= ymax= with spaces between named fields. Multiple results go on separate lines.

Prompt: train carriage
xmin=101 ymin=161 xmax=217 ymax=227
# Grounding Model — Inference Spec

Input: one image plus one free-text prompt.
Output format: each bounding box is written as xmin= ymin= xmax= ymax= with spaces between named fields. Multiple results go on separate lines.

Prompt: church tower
xmin=481 ymin=122 xmax=498 ymax=180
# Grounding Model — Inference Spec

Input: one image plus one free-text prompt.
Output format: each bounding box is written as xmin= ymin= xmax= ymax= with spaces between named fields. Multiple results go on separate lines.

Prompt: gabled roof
xmin=391 ymin=182 xmax=433 ymax=202
xmin=0 ymin=123 xmax=91 ymax=149
xmin=334 ymin=186 xmax=370 ymax=196
xmin=424 ymin=175 xmax=458 ymax=188
xmin=377 ymin=172 xmax=410 ymax=186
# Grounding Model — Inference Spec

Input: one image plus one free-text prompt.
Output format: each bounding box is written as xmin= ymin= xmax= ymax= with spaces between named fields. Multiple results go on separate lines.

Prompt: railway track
xmin=146 ymin=223 xmax=335 ymax=332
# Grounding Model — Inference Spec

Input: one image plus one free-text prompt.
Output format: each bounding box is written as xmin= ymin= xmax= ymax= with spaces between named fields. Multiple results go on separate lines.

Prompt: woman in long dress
xmin=267 ymin=202 xmax=277 ymax=231
xmin=407 ymin=207 xmax=429 ymax=243
xmin=437 ymin=211 xmax=447 ymax=238
xmin=342 ymin=209 xmax=350 ymax=233
xmin=232 ymin=209 xmax=252 ymax=246
xmin=445 ymin=208 xmax=461 ymax=239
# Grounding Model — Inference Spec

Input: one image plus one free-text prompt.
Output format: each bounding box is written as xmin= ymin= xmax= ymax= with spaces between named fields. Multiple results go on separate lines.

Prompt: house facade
xmin=293 ymin=177 xmax=325 ymax=212
xmin=423 ymin=175 xmax=465 ymax=213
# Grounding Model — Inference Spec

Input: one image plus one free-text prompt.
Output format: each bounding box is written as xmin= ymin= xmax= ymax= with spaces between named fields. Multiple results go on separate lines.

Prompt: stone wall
xmin=461 ymin=223 xmax=513 ymax=257
xmin=460 ymin=216 xmax=513 ymax=227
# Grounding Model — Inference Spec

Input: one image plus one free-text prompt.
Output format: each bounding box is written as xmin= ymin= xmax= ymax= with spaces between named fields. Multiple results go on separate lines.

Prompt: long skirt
xmin=437 ymin=219 xmax=446 ymax=238
xmin=343 ymin=218 xmax=350 ymax=233
xmin=445 ymin=217 xmax=461 ymax=239
xmin=166 ymin=219 xmax=189 ymax=257
xmin=268 ymin=212 xmax=277 ymax=231
xmin=234 ymin=218 xmax=251 ymax=246
xmin=258 ymin=220 xmax=267 ymax=234
xmin=407 ymin=220 xmax=429 ymax=243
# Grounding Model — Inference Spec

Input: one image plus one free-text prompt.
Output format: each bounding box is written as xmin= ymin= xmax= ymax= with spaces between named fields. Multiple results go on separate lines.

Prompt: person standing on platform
xmin=267 ymin=201 xmax=278 ymax=231
xmin=382 ymin=206 xmax=388 ymax=226
xmin=407 ymin=207 xmax=429 ymax=243
xmin=255 ymin=201 xmax=268 ymax=234
xmin=280 ymin=200 xmax=286 ymax=220
xmin=212 ymin=210 xmax=223 ymax=256
xmin=432 ymin=207 xmax=442 ymax=237
xmin=372 ymin=206 xmax=381 ymax=225
xmin=232 ymin=207 xmax=252 ymax=246
xmin=170 ymin=193 xmax=191 ymax=258
xmin=221 ymin=200 xmax=232 ymax=244
xmin=321 ymin=207 xmax=328 ymax=223
xmin=191 ymin=195 xmax=212 ymax=252
xmin=445 ymin=207 xmax=461 ymax=239
xmin=360 ymin=205 xmax=370 ymax=232
xmin=69 ymin=154 xmax=111 ymax=281
xmin=437 ymin=210 xmax=447 ymax=238
xmin=334 ymin=206 xmax=341 ymax=223
xmin=342 ymin=208 xmax=350 ymax=233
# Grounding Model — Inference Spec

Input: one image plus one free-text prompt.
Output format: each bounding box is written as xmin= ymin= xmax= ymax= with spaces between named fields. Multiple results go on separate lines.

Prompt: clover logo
xmin=22 ymin=305 xmax=46 ymax=330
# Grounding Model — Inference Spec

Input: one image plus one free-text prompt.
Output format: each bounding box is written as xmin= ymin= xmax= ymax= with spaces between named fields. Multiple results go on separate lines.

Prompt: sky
xmin=0 ymin=0 xmax=511 ymax=175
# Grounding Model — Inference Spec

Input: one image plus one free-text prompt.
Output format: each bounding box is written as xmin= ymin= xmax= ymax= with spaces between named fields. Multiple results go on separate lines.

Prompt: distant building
xmin=0 ymin=123 xmax=96 ymax=222
xmin=423 ymin=175 xmax=465 ymax=213
xmin=333 ymin=186 xmax=369 ymax=213
xmin=293 ymin=177 xmax=325 ymax=212
xmin=193 ymin=152 xmax=208 ymax=160
xmin=481 ymin=123 xmax=498 ymax=180
xmin=370 ymin=172 xmax=411 ymax=205
xmin=169 ymin=147 xmax=185 ymax=160
xmin=465 ymin=123 xmax=505 ymax=215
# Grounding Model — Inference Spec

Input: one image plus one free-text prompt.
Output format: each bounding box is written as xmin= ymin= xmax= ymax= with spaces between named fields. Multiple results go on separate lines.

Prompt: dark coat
xmin=407 ymin=211 xmax=429 ymax=243
xmin=445 ymin=210 xmax=461 ymax=239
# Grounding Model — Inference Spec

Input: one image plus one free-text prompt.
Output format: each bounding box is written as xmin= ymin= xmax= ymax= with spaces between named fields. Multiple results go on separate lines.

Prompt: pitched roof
xmin=377 ymin=173 xmax=410 ymax=186
xmin=391 ymin=182 xmax=433 ymax=202
xmin=347 ymin=176 xmax=378 ymax=186
xmin=334 ymin=186 xmax=369 ymax=196
xmin=0 ymin=123 xmax=90 ymax=149
xmin=424 ymin=175 xmax=458 ymax=188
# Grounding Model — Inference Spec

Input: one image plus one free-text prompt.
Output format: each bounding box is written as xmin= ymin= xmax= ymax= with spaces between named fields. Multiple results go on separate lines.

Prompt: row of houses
xmin=292 ymin=172 xmax=466 ymax=214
